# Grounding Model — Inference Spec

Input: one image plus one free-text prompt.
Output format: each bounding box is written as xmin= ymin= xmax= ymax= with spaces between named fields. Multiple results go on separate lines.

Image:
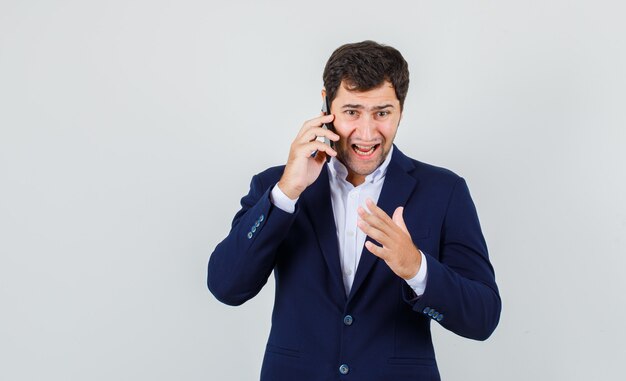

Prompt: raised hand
xmin=357 ymin=199 xmax=422 ymax=280
xmin=277 ymin=114 xmax=339 ymax=199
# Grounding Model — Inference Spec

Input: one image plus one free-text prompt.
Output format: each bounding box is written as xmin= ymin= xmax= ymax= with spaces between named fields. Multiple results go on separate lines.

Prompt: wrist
xmin=277 ymin=180 xmax=301 ymax=200
xmin=402 ymin=248 xmax=423 ymax=280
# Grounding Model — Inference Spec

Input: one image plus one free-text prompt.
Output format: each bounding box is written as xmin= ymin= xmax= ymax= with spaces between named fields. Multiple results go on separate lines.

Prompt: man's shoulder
xmin=253 ymin=165 xmax=286 ymax=185
xmin=395 ymin=148 xmax=462 ymax=185
xmin=413 ymin=160 xmax=460 ymax=183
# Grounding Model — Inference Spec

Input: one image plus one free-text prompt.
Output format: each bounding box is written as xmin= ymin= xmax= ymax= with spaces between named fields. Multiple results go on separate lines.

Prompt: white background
xmin=1 ymin=1 xmax=625 ymax=380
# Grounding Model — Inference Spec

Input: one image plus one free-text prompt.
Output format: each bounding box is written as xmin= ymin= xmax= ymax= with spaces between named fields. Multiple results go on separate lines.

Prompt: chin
xmin=346 ymin=153 xmax=385 ymax=176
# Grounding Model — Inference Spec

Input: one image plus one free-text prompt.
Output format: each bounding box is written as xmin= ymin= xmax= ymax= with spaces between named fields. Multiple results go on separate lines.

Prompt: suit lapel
xmin=301 ymin=166 xmax=346 ymax=301
xmin=348 ymin=147 xmax=418 ymax=302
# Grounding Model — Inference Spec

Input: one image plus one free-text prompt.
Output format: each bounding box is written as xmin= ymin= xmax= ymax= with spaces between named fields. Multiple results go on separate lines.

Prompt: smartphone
xmin=312 ymin=96 xmax=335 ymax=162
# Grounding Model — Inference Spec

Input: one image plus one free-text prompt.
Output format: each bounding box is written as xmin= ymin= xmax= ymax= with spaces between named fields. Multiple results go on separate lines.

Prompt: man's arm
xmin=207 ymin=173 xmax=297 ymax=306
xmin=409 ymin=177 xmax=501 ymax=340
xmin=208 ymin=114 xmax=339 ymax=306
xmin=358 ymin=177 xmax=501 ymax=340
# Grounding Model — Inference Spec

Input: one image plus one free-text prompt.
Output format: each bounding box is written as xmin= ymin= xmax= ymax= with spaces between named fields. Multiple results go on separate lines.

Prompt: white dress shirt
xmin=270 ymin=147 xmax=428 ymax=297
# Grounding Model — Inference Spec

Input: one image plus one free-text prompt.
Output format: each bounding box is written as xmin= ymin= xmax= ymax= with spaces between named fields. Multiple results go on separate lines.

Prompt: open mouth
xmin=352 ymin=144 xmax=380 ymax=157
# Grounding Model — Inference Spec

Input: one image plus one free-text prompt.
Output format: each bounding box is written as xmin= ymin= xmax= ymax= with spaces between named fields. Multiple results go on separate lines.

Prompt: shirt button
xmin=339 ymin=364 xmax=350 ymax=375
xmin=343 ymin=315 xmax=353 ymax=326
xmin=344 ymin=269 xmax=353 ymax=277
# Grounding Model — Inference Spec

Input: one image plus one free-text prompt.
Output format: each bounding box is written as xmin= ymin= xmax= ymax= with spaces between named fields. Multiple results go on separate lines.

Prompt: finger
xmin=316 ymin=125 xmax=340 ymax=141
xmin=392 ymin=206 xmax=410 ymax=235
xmin=359 ymin=202 xmax=396 ymax=234
xmin=365 ymin=198 xmax=394 ymax=225
xmin=302 ymin=141 xmax=337 ymax=158
xmin=357 ymin=219 xmax=390 ymax=244
xmin=364 ymin=240 xmax=386 ymax=259
xmin=357 ymin=206 xmax=392 ymax=234
xmin=298 ymin=114 xmax=336 ymax=137
xmin=300 ymin=126 xmax=340 ymax=144
xmin=360 ymin=203 xmax=407 ymax=246
xmin=312 ymin=112 xmax=335 ymax=125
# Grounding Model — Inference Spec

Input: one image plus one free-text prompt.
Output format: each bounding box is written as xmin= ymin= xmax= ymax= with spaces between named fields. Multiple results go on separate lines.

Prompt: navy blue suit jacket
xmin=208 ymin=146 xmax=501 ymax=380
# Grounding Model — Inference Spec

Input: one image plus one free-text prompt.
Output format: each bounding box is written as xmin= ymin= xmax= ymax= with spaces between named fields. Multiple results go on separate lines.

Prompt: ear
xmin=321 ymin=88 xmax=327 ymax=99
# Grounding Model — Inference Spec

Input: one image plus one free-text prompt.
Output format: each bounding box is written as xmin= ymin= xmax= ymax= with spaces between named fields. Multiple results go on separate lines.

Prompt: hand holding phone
xmin=278 ymin=103 xmax=338 ymax=200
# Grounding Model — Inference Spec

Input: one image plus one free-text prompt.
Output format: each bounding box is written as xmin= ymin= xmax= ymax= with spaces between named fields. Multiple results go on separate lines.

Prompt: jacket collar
xmin=301 ymin=145 xmax=419 ymax=303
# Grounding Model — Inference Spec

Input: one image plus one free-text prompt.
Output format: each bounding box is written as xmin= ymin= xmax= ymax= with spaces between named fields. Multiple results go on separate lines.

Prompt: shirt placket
xmin=344 ymin=187 xmax=360 ymax=293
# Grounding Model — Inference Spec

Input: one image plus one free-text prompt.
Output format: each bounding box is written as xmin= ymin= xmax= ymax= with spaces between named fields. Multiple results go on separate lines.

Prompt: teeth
xmin=353 ymin=144 xmax=376 ymax=155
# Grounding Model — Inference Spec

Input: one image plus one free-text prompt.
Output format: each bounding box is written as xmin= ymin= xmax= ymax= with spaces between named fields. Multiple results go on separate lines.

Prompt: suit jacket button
xmin=251 ymin=226 xmax=257 ymax=233
xmin=339 ymin=364 xmax=349 ymax=375
xmin=423 ymin=307 xmax=431 ymax=314
xmin=247 ymin=232 xmax=253 ymax=239
xmin=343 ymin=315 xmax=353 ymax=326
xmin=259 ymin=214 xmax=265 ymax=222
xmin=436 ymin=314 xmax=444 ymax=322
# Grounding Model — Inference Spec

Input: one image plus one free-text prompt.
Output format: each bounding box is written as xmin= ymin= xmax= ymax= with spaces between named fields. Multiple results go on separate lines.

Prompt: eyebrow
xmin=341 ymin=104 xmax=396 ymax=111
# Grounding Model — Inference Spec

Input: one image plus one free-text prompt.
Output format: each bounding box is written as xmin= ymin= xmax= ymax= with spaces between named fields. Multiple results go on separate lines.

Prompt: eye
xmin=344 ymin=110 xmax=358 ymax=117
xmin=376 ymin=111 xmax=390 ymax=118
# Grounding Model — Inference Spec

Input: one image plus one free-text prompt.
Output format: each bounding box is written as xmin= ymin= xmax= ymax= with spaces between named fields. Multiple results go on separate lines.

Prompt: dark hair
xmin=323 ymin=40 xmax=410 ymax=109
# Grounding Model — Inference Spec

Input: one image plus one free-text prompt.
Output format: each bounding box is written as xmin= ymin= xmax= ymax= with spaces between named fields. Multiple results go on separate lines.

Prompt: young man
xmin=208 ymin=40 xmax=501 ymax=380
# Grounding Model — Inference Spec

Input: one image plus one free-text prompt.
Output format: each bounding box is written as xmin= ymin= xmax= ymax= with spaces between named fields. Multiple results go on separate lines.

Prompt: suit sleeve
xmin=208 ymin=174 xmax=298 ymax=306
xmin=403 ymin=177 xmax=502 ymax=340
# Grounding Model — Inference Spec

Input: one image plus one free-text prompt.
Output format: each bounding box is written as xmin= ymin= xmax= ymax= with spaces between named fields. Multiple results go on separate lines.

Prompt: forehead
xmin=334 ymin=80 xmax=399 ymax=106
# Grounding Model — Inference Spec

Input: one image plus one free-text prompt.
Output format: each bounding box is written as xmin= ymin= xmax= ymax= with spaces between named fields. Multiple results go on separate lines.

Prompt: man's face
xmin=327 ymin=81 xmax=402 ymax=186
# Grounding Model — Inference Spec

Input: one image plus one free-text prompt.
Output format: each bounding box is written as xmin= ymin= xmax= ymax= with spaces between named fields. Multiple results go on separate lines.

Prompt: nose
xmin=356 ymin=115 xmax=377 ymax=141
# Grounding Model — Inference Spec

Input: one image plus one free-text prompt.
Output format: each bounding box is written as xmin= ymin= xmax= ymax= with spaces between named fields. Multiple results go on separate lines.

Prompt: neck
xmin=346 ymin=172 xmax=365 ymax=187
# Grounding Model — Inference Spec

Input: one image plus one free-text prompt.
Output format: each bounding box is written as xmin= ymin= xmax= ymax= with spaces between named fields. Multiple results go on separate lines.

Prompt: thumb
xmin=392 ymin=206 xmax=409 ymax=234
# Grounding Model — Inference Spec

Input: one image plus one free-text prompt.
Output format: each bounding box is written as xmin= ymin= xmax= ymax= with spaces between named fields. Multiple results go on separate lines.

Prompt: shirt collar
xmin=328 ymin=145 xmax=394 ymax=185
